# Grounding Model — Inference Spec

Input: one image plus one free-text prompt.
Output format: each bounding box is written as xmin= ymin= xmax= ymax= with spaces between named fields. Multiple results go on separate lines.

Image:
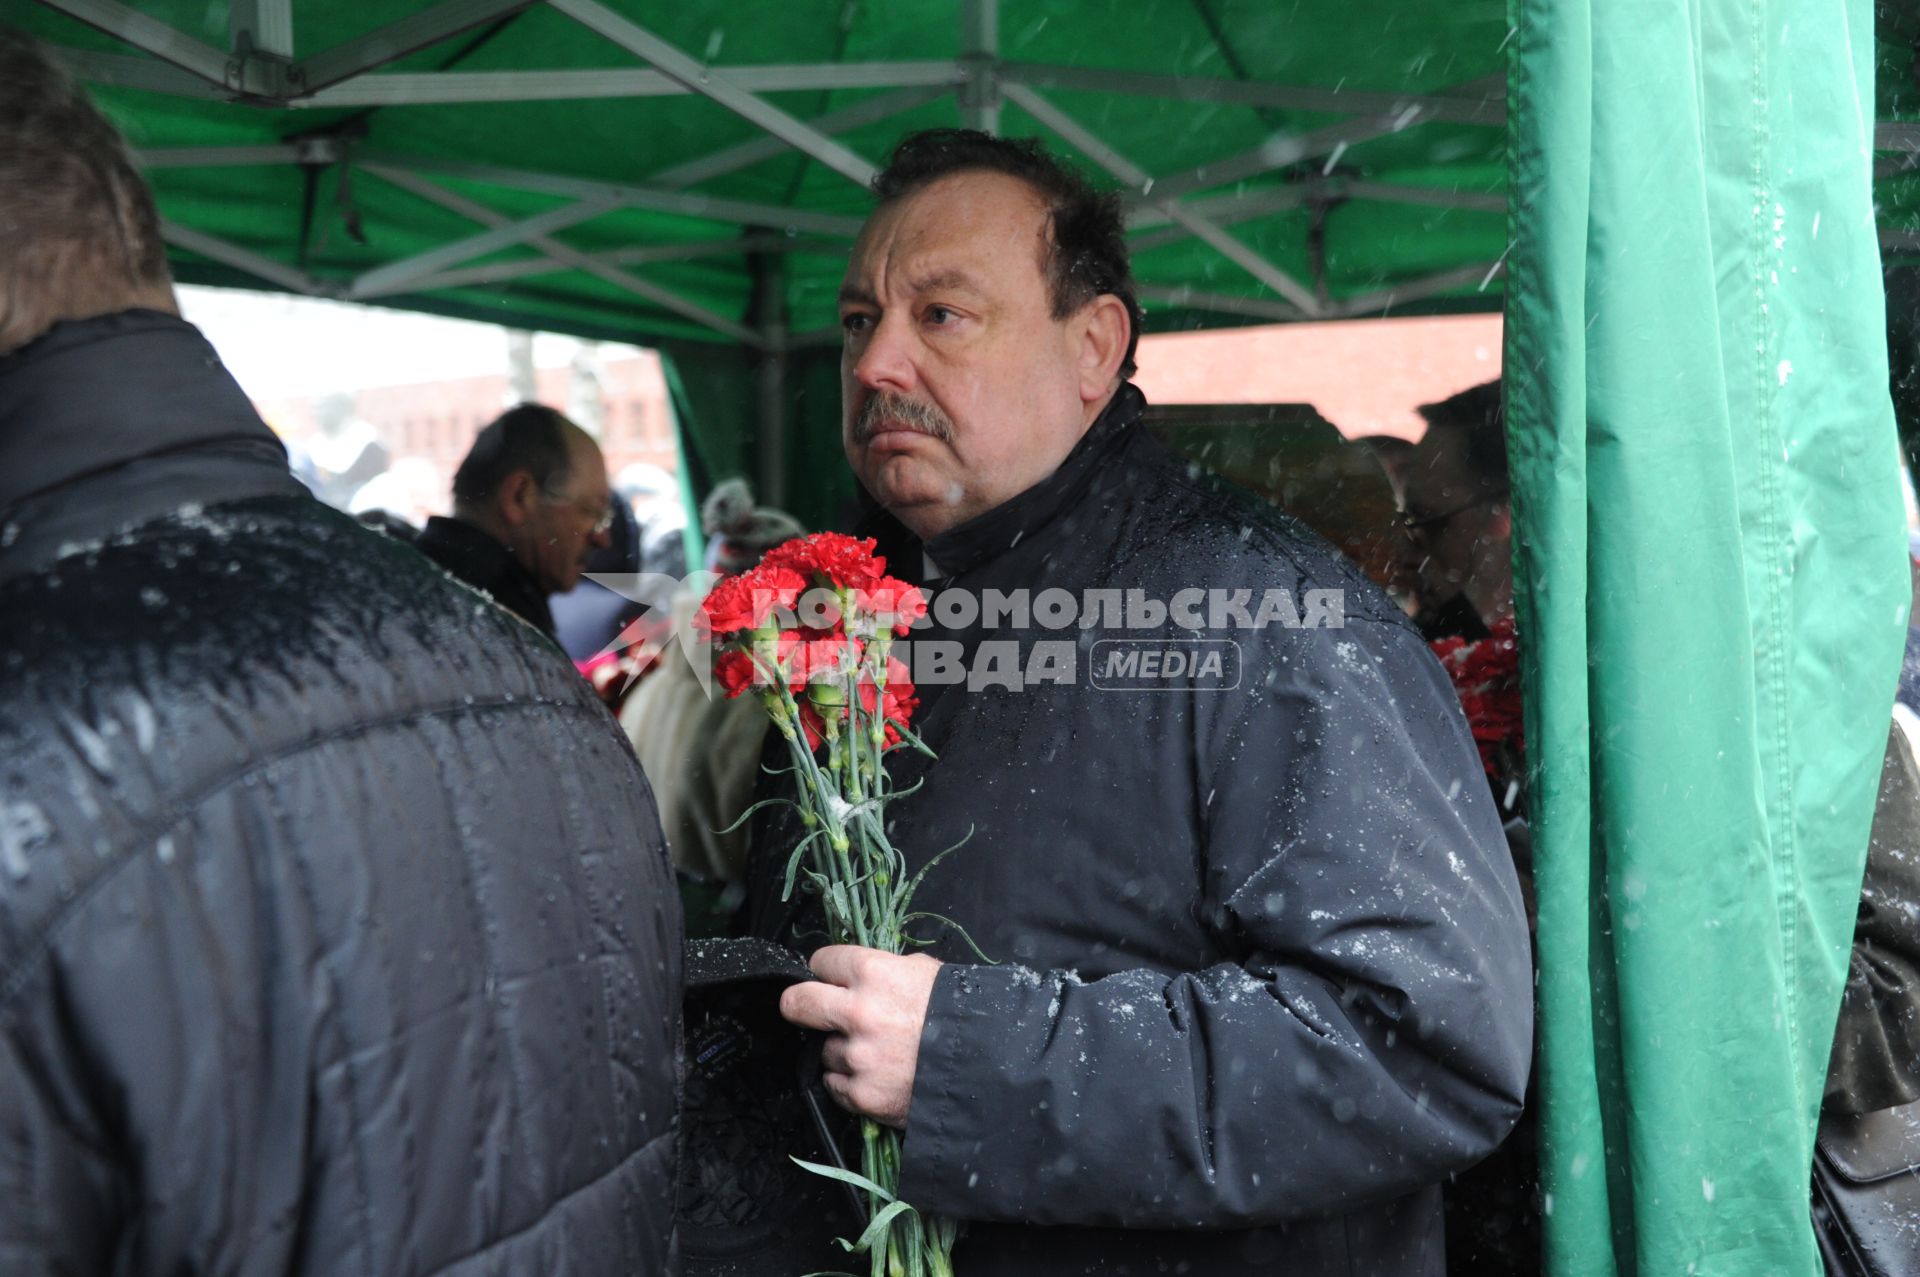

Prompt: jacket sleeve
xmin=898 ymin=614 xmax=1534 ymax=1228
xmin=1824 ymin=723 xmax=1920 ymax=1115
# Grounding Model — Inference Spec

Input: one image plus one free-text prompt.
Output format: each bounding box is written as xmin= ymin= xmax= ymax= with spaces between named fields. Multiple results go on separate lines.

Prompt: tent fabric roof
xmin=23 ymin=0 xmax=1517 ymax=348
xmin=18 ymin=2 xmax=1920 ymax=346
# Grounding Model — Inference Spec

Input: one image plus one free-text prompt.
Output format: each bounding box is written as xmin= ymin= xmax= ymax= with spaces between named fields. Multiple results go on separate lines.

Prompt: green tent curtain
xmin=1507 ymin=0 xmax=1909 ymax=1271
xmin=657 ymin=340 xmax=850 ymax=541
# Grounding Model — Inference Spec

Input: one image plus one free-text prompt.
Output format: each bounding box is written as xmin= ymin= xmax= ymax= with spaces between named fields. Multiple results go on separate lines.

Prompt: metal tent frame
xmin=32 ymin=0 xmax=1920 ymax=338
xmin=42 ymin=0 xmax=1513 ymax=351
xmin=30 ymin=0 xmax=1920 ymax=503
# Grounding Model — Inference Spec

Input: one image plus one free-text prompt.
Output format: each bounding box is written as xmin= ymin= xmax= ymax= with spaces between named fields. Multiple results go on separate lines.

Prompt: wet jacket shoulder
xmin=769 ymin=387 xmax=1533 ymax=1275
xmin=416 ymin=513 xmax=558 ymax=639
xmin=0 ymin=312 xmax=681 ymax=1277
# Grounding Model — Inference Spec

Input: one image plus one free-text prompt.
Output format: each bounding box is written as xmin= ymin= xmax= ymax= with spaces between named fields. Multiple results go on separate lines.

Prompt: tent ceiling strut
xmin=364 ymin=164 xmax=765 ymax=346
xmin=960 ymin=0 xmax=1000 ymax=135
xmin=346 ymin=191 xmax=629 ymax=298
xmin=296 ymin=0 xmax=539 ymax=95
xmin=44 ymin=0 xmax=1533 ymax=331
xmin=548 ymin=0 xmax=876 ymax=188
xmin=160 ymin=218 xmax=320 ymax=294
xmin=1003 ymin=82 xmax=1323 ymax=314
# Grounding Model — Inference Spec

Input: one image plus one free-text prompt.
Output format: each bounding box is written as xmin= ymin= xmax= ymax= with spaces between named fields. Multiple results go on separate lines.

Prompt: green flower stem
xmin=840 ymin=669 xmax=894 ymax=945
xmin=733 ymin=626 xmax=958 ymax=1273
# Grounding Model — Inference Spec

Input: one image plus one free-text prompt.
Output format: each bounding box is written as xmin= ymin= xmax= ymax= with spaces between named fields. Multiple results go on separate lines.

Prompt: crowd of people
xmin=2 ymin=21 xmax=1915 ymax=1276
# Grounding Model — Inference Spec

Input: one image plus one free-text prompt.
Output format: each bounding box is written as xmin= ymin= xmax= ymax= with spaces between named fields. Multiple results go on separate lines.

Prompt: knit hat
xmin=701 ymin=478 xmax=804 ymax=575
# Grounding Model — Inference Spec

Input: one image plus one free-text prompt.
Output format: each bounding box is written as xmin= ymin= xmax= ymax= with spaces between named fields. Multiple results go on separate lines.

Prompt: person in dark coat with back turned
xmin=415 ymin=402 xmax=615 ymax=641
xmin=0 ymin=27 xmax=681 ymax=1276
xmin=759 ymin=130 xmax=1534 ymax=1275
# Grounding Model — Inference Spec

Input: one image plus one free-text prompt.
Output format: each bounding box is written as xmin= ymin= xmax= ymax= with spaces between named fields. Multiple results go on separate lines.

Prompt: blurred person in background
xmin=1398 ymin=380 xmax=1511 ymax=642
xmin=618 ymin=460 xmax=691 ymax=583
xmin=621 ymin=479 xmax=803 ymax=903
xmin=346 ymin=453 xmax=442 ymax=530
xmin=551 ymin=492 xmax=647 ymax=664
xmin=1395 ymin=382 xmax=1534 ymax=1274
xmin=0 ymin=27 xmax=681 ymax=1275
xmin=304 ymin=390 xmax=389 ymax=508
xmin=415 ymin=401 xmax=612 ymax=641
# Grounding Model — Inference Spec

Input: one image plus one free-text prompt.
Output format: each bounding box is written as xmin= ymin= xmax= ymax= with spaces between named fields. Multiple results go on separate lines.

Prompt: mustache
xmin=853 ymin=391 xmax=955 ymax=445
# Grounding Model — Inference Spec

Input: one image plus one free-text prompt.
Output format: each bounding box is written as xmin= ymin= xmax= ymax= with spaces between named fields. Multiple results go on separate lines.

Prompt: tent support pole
xmin=758 ymin=343 xmax=790 ymax=510
xmin=998 ymin=63 xmax=1504 ymax=124
xmin=160 ymin=219 xmax=322 ymax=294
xmin=38 ymin=0 xmax=235 ymax=88
xmin=749 ymin=247 xmax=791 ymax=507
xmin=1334 ymin=260 xmax=1507 ymax=317
xmin=648 ymin=85 xmax=946 ymax=190
xmin=960 ymin=0 xmax=1000 ymax=135
xmin=228 ymin=0 xmax=292 ymax=59
xmin=358 ymin=150 xmax=864 ymax=235
xmin=1135 ymin=284 xmax=1306 ymax=324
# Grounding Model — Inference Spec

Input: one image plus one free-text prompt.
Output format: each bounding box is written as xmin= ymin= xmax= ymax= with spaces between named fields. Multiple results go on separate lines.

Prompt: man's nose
xmin=852 ymin=315 xmax=915 ymax=394
xmin=590 ymin=523 xmax=612 ymax=550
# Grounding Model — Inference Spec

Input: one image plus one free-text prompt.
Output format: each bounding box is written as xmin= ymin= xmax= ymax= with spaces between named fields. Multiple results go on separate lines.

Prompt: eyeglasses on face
xmin=545 ymin=490 xmax=615 ymax=535
xmin=1391 ymin=491 xmax=1509 ymax=538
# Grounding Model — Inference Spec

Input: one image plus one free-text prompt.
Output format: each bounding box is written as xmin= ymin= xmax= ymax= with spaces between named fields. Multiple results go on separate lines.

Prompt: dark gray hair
xmin=452 ymin=403 xmax=576 ymax=507
xmin=1418 ymin=381 xmax=1508 ymax=489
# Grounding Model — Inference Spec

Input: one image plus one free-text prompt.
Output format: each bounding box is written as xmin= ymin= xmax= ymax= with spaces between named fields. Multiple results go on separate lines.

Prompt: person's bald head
xmin=452 ymin=403 xmax=612 ymax=594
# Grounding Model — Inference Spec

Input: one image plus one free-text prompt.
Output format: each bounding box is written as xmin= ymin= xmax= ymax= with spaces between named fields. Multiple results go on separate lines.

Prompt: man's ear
xmin=1075 ymin=294 xmax=1131 ymax=402
xmin=496 ymin=469 xmax=540 ymax=530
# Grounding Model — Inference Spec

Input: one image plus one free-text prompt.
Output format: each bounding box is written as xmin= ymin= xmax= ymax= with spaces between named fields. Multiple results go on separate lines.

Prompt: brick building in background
xmin=249 ymin=314 xmax=1501 ymax=527
xmin=256 ymin=349 xmax=677 ymax=524
xmin=1132 ymin=313 xmax=1502 ymax=441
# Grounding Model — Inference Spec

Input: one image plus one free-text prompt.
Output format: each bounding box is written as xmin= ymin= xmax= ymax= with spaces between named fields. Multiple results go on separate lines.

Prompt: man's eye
xmin=925 ymin=305 xmax=956 ymax=325
xmin=841 ymin=313 xmax=873 ymax=335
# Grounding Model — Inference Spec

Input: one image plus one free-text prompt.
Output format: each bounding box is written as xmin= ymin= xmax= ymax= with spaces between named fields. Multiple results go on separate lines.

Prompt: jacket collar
xmin=416 ymin=515 xmax=557 ymax=637
xmin=916 ymin=381 xmax=1145 ymax=578
xmin=0 ymin=309 xmax=290 ymax=517
xmin=0 ymin=310 xmax=310 ymax=585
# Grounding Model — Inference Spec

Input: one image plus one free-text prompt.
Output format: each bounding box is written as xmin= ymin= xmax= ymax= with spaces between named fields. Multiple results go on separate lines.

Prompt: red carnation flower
xmin=857 ymin=654 xmax=918 ymax=745
xmin=762 ymin=532 xmax=888 ymax=590
xmin=856 ymin=578 xmax=928 ymax=636
xmin=1430 ymin=617 xmax=1524 ymax=785
xmin=713 ymin=648 xmax=759 ymax=698
xmin=778 ymin=627 xmax=857 ymax=693
xmin=699 ymin=563 xmax=807 ymax=636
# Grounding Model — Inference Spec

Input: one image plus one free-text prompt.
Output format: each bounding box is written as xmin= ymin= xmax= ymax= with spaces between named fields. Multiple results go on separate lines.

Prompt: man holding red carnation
xmin=750 ymin=129 xmax=1534 ymax=1277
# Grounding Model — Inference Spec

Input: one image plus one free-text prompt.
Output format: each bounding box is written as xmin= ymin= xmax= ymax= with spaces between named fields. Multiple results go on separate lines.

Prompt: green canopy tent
xmin=19 ymin=0 xmax=1519 ymax=525
xmin=16 ymin=1 xmax=1920 ymax=1271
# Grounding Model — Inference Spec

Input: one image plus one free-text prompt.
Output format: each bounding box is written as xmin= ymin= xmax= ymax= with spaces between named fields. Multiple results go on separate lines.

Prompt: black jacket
xmin=0 ymin=311 xmax=682 ymax=1275
xmin=748 ymin=385 xmax=1533 ymax=1275
xmin=416 ymin=514 xmax=558 ymax=639
xmin=1825 ymin=724 xmax=1920 ymax=1115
